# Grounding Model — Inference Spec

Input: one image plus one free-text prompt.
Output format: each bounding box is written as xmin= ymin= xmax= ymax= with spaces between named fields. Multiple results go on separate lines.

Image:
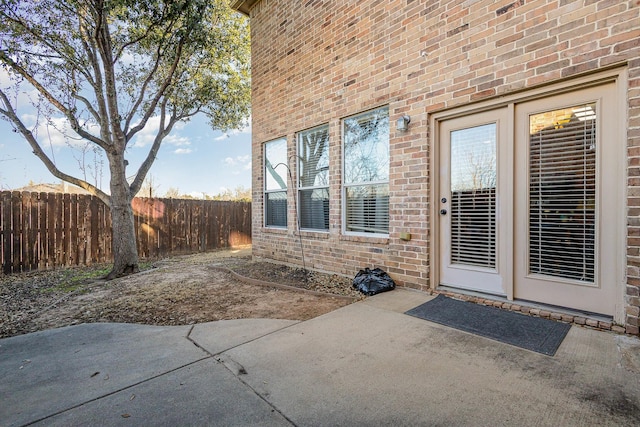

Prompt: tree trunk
xmin=106 ymin=152 xmax=139 ymax=279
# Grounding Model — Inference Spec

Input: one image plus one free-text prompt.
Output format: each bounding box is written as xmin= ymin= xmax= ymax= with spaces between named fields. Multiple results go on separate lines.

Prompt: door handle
xmin=440 ymin=209 xmax=447 ymax=215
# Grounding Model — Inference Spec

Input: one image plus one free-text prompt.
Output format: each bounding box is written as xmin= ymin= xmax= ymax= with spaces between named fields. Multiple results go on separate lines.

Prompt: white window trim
xmin=341 ymin=106 xmax=390 ymax=237
xmin=297 ymin=124 xmax=330 ymax=232
xmin=263 ymin=138 xmax=288 ymax=229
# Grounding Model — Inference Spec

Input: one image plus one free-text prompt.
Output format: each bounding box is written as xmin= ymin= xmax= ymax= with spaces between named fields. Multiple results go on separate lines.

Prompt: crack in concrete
xmin=214 ymin=352 xmax=297 ymax=427
xmin=185 ymin=321 xmax=301 ymax=426
xmin=20 ymin=356 xmax=212 ymax=427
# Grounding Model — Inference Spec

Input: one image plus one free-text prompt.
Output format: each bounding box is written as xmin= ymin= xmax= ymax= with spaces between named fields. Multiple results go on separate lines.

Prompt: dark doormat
xmin=405 ymin=295 xmax=572 ymax=356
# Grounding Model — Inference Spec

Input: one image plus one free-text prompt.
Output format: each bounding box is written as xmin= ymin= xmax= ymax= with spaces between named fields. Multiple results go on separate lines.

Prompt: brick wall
xmin=247 ymin=0 xmax=640 ymax=333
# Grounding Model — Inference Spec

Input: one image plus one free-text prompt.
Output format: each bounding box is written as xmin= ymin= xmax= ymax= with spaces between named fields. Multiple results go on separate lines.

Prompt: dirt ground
xmin=0 ymin=246 xmax=363 ymax=339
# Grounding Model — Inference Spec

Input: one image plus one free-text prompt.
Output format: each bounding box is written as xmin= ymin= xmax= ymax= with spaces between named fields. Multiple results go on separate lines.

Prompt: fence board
xmin=21 ymin=192 xmax=30 ymax=271
xmin=54 ymin=193 xmax=63 ymax=267
xmin=77 ymin=195 xmax=88 ymax=266
xmin=0 ymin=192 xmax=251 ymax=274
xmin=45 ymin=193 xmax=54 ymax=269
xmin=11 ymin=192 xmax=21 ymax=273
xmin=100 ymin=200 xmax=111 ymax=263
xmin=69 ymin=194 xmax=78 ymax=266
xmin=1 ymin=192 xmax=11 ymax=274
xmin=144 ymin=199 xmax=152 ymax=258
xmin=62 ymin=194 xmax=70 ymax=266
xmin=38 ymin=193 xmax=48 ymax=270
xmin=89 ymin=197 xmax=98 ymax=264
xmin=26 ymin=192 xmax=37 ymax=271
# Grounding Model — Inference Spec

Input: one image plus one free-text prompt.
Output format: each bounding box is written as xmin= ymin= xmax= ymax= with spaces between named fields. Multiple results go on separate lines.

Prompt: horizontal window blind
xmin=299 ymin=188 xmax=329 ymax=230
xmin=449 ymin=123 xmax=497 ymax=268
xmin=298 ymin=125 xmax=329 ymax=230
xmin=265 ymin=138 xmax=288 ymax=228
xmin=345 ymin=184 xmax=389 ymax=234
xmin=529 ymin=104 xmax=596 ymax=282
xmin=450 ymin=188 xmax=496 ymax=267
xmin=343 ymin=107 xmax=389 ymax=235
xmin=265 ymin=191 xmax=287 ymax=227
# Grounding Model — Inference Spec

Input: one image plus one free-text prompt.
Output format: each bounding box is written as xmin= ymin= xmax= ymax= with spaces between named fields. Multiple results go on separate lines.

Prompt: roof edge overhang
xmin=230 ymin=0 xmax=260 ymax=16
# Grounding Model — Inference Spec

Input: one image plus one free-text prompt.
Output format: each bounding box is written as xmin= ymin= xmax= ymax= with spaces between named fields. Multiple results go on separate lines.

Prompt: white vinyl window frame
xmin=263 ymin=137 xmax=288 ymax=228
xmin=342 ymin=106 xmax=390 ymax=236
xmin=297 ymin=124 xmax=330 ymax=232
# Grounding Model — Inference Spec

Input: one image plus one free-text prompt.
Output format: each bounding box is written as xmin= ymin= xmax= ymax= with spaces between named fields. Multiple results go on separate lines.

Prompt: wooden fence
xmin=0 ymin=191 xmax=251 ymax=274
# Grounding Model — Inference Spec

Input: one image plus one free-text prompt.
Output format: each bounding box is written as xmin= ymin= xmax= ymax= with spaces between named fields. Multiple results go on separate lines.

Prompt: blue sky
xmin=0 ymin=113 xmax=252 ymax=198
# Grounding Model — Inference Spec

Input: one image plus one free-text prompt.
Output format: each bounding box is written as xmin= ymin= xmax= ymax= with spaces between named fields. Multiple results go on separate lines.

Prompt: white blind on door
xmin=451 ymin=187 xmax=496 ymax=267
xmin=449 ymin=124 xmax=497 ymax=268
xmin=529 ymin=104 xmax=596 ymax=282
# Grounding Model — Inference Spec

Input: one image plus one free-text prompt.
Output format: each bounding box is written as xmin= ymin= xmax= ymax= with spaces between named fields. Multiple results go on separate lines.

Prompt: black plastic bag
xmin=352 ymin=267 xmax=396 ymax=296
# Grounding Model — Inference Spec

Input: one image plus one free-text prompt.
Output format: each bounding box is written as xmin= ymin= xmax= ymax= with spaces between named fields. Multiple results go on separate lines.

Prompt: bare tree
xmin=137 ymin=174 xmax=160 ymax=198
xmin=164 ymin=186 xmax=181 ymax=199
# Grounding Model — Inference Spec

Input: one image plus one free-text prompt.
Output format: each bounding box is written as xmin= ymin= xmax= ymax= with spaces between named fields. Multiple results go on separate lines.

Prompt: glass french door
xmin=438 ymin=82 xmax=620 ymax=315
xmin=439 ymin=108 xmax=510 ymax=296
xmin=514 ymin=83 xmax=619 ymax=315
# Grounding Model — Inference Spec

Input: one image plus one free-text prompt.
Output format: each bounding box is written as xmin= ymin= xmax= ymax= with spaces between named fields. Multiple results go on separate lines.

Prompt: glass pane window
xmin=264 ymin=138 xmax=288 ymax=228
xmin=528 ymin=103 xmax=596 ymax=282
xmin=343 ymin=107 xmax=389 ymax=234
xmin=298 ymin=125 xmax=329 ymax=230
xmin=298 ymin=125 xmax=329 ymax=188
xmin=449 ymin=124 xmax=497 ymax=268
xmin=450 ymin=124 xmax=496 ymax=192
xmin=344 ymin=107 xmax=389 ymax=185
xmin=265 ymin=138 xmax=288 ymax=191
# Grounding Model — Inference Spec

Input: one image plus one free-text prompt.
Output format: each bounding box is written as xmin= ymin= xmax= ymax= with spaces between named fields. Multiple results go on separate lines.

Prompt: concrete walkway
xmin=1 ymin=289 xmax=639 ymax=426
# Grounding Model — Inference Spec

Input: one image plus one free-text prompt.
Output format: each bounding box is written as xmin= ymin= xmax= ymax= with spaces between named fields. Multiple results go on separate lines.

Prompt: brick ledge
xmin=433 ymin=288 xmax=630 ymax=336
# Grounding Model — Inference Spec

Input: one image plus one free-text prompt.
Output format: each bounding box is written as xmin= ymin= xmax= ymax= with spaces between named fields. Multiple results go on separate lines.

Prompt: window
xmin=298 ymin=125 xmax=330 ymax=231
xmin=343 ymin=106 xmax=389 ymax=234
xmin=528 ymin=103 xmax=596 ymax=282
xmin=450 ymin=123 xmax=497 ymax=268
xmin=264 ymin=138 xmax=288 ymax=227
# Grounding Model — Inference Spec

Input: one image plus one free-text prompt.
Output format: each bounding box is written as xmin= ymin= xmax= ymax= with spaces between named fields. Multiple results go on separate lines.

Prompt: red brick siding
xmin=247 ymin=0 xmax=640 ymax=333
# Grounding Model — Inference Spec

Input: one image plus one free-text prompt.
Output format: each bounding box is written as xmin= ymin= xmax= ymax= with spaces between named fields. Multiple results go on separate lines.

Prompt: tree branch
xmin=76 ymin=15 xmax=99 ymax=90
xmin=125 ymin=29 xmax=187 ymax=141
xmin=93 ymin=1 xmax=126 ymax=150
xmin=122 ymin=7 xmax=186 ymax=134
xmin=0 ymin=89 xmax=110 ymax=204
xmin=112 ymin=3 xmax=170 ymax=63
xmin=78 ymin=14 xmax=111 ymax=144
xmin=0 ymin=50 xmax=109 ymax=149
xmin=123 ymin=42 xmax=164 ymax=133
xmin=128 ymin=102 xmax=175 ymax=196
xmin=72 ymin=94 xmax=101 ymax=123
xmin=0 ymin=9 xmax=96 ymax=88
